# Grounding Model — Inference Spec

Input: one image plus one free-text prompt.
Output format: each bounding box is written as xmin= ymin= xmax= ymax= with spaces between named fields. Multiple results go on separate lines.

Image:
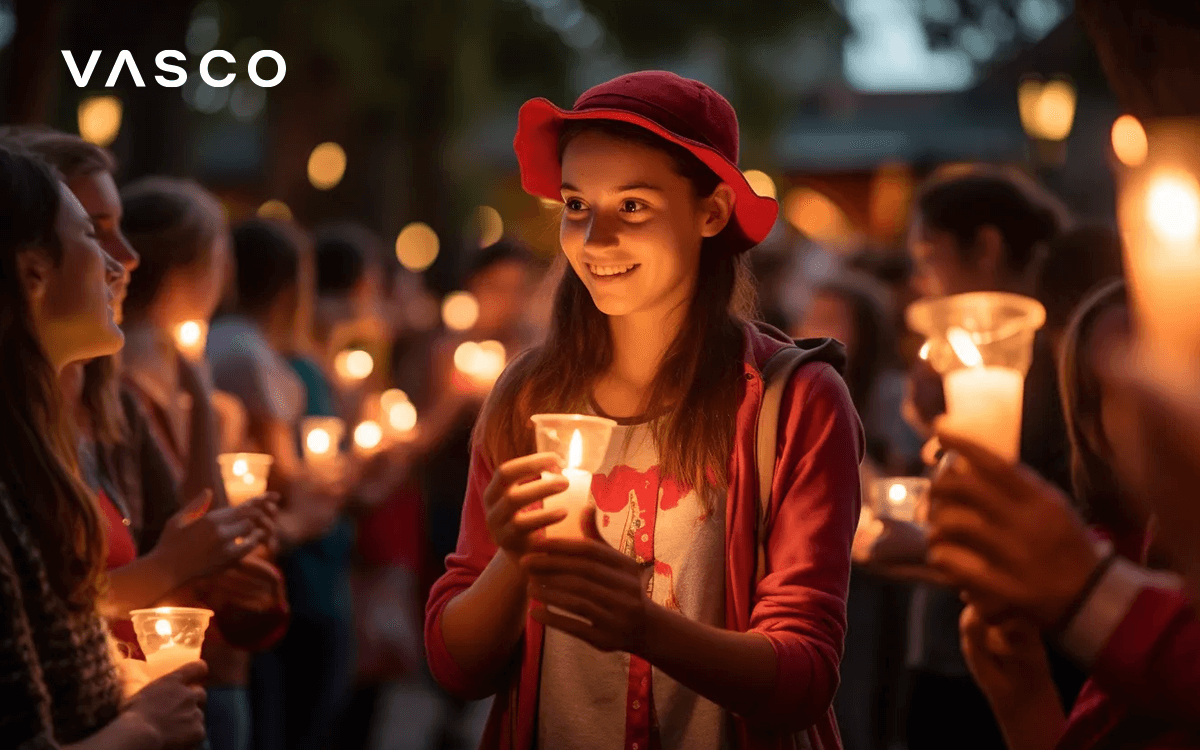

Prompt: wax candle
xmin=942 ymin=366 xmax=1025 ymax=462
xmin=172 ymin=320 xmax=208 ymax=361
xmin=353 ymin=419 xmax=384 ymax=456
xmin=217 ymin=453 xmax=272 ymax=506
xmin=872 ymin=477 xmax=932 ymax=526
xmin=541 ymin=431 xmax=592 ymax=539
xmin=334 ymin=348 xmax=374 ymax=384
xmin=129 ymin=607 xmax=212 ymax=681
xmin=301 ymin=417 xmax=345 ymax=481
xmin=381 ymin=389 xmax=417 ymax=442
xmin=1117 ymin=125 xmax=1200 ymax=377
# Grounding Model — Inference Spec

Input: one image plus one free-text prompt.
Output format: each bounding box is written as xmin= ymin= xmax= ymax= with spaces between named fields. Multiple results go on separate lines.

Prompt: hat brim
xmin=514 ymin=98 xmax=779 ymax=253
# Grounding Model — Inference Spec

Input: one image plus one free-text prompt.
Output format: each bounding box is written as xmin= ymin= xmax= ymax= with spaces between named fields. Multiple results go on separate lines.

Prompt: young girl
xmin=424 ymin=71 xmax=863 ymax=750
xmin=0 ymin=142 xmax=208 ymax=749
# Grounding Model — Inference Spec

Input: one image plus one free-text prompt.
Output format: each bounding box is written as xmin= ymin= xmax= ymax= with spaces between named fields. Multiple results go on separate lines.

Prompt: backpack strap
xmin=755 ymin=345 xmax=809 ymax=583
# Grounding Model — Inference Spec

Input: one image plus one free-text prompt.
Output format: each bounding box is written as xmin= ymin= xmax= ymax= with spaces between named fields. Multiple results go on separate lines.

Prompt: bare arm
xmin=438 ymin=550 xmax=530 ymax=689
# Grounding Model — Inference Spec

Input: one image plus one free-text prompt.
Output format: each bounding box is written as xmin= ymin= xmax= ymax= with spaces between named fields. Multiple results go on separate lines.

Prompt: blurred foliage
xmin=917 ymin=0 xmax=1073 ymax=71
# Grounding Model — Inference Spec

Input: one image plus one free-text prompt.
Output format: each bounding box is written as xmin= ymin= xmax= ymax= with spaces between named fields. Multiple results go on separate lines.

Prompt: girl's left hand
xmin=522 ymin=522 xmax=652 ymax=654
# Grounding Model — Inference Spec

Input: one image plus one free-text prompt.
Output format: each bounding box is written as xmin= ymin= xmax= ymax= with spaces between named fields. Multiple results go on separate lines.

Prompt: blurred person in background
xmin=792 ymin=270 xmax=919 ymax=750
xmin=213 ymin=218 xmax=372 ymax=750
xmin=0 ymin=140 xmax=210 ymax=750
xmin=1035 ymin=224 xmax=1126 ymax=359
xmin=899 ymin=168 xmax=1082 ymax=750
xmin=120 ymin=179 xmax=291 ymax=750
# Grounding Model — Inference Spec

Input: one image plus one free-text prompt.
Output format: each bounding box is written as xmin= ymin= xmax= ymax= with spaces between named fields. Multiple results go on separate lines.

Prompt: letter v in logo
xmin=62 ymin=51 xmax=102 ymax=87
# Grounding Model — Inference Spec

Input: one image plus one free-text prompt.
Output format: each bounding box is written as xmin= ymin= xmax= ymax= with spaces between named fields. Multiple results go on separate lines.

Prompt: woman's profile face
xmin=67 ymin=170 xmax=139 ymax=323
xmin=558 ymin=130 xmax=728 ymax=320
xmin=27 ymin=183 xmax=125 ymax=368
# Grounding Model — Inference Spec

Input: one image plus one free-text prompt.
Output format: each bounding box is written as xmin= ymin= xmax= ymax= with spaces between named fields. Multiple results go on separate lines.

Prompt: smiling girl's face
xmin=558 ymin=129 xmax=731 ymax=320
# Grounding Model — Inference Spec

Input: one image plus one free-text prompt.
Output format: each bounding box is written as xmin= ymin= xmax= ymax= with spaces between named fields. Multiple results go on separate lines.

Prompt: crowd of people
xmin=1 ymin=68 xmax=1197 ymax=750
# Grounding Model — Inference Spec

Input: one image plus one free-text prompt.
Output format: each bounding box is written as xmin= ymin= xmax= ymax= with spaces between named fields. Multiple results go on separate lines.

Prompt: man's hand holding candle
xmin=927 ymin=432 xmax=1103 ymax=627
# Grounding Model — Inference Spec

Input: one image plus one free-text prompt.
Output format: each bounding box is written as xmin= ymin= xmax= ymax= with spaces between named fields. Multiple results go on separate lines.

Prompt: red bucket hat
xmin=514 ymin=70 xmax=779 ymax=253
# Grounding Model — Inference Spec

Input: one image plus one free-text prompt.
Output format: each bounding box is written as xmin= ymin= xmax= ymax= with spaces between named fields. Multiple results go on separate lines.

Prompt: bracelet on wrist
xmin=1050 ymin=548 xmax=1118 ymax=635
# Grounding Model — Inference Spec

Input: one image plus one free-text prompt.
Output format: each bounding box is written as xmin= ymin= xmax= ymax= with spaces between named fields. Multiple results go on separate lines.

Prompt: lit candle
xmin=906 ymin=293 xmax=1044 ymax=463
xmin=172 ymin=320 xmax=208 ymax=361
xmin=542 ymin=431 xmax=593 ymax=539
xmin=1117 ymin=120 xmax=1200 ymax=377
xmin=217 ymin=453 xmax=273 ymax=506
xmin=530 ymin=414 xmax=617 ymax=540
xmin=301 ymin=416 xmax=345 ymax=480
xmin=941 ymin=328 xmax=1025 ymax=462
xmin=872 ymin=477 xmax=931 ymax=526
xmin=129 ymin=607 xmax=212 ymax=681
xmin=353 ymin=419 xmax=383 ymax=456
xmin=453 ymin=340 xmax=506 ymax=388
xmin=380 ymin=389 xmax=418 ymax=442
xmin=334 ymin=348 xmax=374 ymax=384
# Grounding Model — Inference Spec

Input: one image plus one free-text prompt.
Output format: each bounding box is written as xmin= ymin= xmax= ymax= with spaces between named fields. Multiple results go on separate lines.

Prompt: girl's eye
xmin=621 ymin=199 xmax=643 ymax=213
xmin=564 ymin=198 xmax=586 ymax=212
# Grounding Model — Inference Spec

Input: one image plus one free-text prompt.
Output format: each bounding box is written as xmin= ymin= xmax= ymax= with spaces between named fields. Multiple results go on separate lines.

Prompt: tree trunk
xmin=1075 ymin=0 xmax=1200 ymax=118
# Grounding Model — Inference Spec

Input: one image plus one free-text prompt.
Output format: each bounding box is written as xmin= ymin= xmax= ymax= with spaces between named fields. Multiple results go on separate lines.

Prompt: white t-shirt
xmin=537 ymin=419 xmax=728 ymax=750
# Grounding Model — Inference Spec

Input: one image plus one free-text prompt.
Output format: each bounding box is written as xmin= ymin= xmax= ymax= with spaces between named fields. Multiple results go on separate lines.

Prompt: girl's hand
xmin=123 ymin=660 xmax=208 ymax=750
xmin=153 ymin=490 xmax=278 ymax=584
xmin=960 ymin=604 xmax=1060 ymax=713
xmin=483 ymin=452 xmax=569 ymax=562
xmin=205 ymin=553 xmax=285 ymax=612
xmin=927 ymin=433 xmax=1101 ymax=627
xmin=522 ymin=516 xmax=652 ymax=654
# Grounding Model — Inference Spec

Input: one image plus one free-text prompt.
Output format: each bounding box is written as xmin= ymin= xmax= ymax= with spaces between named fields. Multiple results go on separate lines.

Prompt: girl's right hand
xmin=124 ymin=661 xmax=208 ymax=749
xmin=484 ymin=453 xmax=569 ymax=562
xmin=154 ymin=490 xmax=278 ymax=583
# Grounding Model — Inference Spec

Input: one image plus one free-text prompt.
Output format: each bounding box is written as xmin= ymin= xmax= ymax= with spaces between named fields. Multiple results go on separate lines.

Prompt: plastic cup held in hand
xmin=129 ymin=607 xmax=213 ymax=681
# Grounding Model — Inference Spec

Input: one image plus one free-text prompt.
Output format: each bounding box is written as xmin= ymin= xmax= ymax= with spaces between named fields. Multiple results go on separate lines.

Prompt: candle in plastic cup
xmin=906 ymin=292 xmax=1044 ymax=462
xmin=301 ymin=416 xmax=345 ymax=480
xmin=530 ymin=414 xmax=617 ymax=539
xmin=1116 ymin=119 xmax=1200 ymax=379
xmin=217 ymin=453 xmax=273 ymax=506
xmin=129 ymin=607 xmax=212 ymax=681
xmin=872 ymin=477 xmax=931 ymax=526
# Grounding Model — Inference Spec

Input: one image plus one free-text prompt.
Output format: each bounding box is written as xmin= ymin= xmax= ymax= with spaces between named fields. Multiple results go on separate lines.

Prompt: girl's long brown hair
xmin=2 ymin=128 xmax=127 ymax=446
xmin=1058 ymin=279 xmax=1130 ymax=532
xmin=0 ymin=142 xmax=106 ymax=610
xmin=475 ymin=120 xmax=758 ymax=496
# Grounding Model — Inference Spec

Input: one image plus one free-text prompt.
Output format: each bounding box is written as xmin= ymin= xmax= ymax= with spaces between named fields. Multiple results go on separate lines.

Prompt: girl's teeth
xmin=590 ymin=264 xmax=634 ymax=276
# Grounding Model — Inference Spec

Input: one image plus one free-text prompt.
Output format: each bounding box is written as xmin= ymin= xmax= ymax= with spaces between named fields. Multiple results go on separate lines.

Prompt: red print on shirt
xmin=591 ymin=464 xmax=687 ymax=611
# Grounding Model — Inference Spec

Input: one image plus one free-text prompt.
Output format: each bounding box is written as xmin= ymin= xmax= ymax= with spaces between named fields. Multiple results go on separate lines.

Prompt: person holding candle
xmin=897 ymin=168 xmax=1085 ymax=750
xmin=0 ymin=141 xmax=213 ymax=749
xmin=119 ymin=180 xmax=292 ymax=750
xmin=425 ymin=71 xmax=863 ymax=750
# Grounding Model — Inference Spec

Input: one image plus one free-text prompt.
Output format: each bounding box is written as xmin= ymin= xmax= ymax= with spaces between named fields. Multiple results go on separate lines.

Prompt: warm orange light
xmin=742 ymin=170 xmax=777 ymax=200
xmin=1018 ymin=78 xmax=1076 ymax=142
xmin=307 ymin=142 xmax=346 ymax=190
xmin=1112 ymin=115 xmax=1149 ymax=167
xmin=784 ymin=188 xmax=851 ymax=243
xmin=476 ymin=206 xmax=504 ymax=248
xmin=1146 ymin=171 xmax=1200 ymax=245
xmin=353 ymin=420 xmax=383 ymax=450
xmin=395 ymin=222 xmax=439 ymax=271
xmin=441 ymin=291 xmax=480 ymax=331
xmin=78 ymin=95 xmax=122 ymax=147
xmin=334 ymin=349 xmax=374 ymax=381
xmin=257 ymin=200 xmax=293 ymax=221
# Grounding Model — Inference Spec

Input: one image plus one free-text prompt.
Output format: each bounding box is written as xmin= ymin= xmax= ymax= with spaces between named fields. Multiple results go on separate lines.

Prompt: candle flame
xmin=918 ymin=340 xmax=931 ymax=361
xmin=232 ymin=458 xmax=248 ymax=476
xmin=335 ymin=349 xmax=374 ymax=381
xmin=307 ymin=428 xmax=332 ymax=455
xmin=567 ymin=429 xmax=583 ymax=469
xmin=176 ymin=321 xmax=203 ymax=347
xmin=1147 ymin=171 xmax=1200 ymax=244
xmin=155 ymin=619 xmax=172 ymax=636
xmin=388 ymin=401 xmax=418 ymax=432
xmin=946 ymin=327 xmax=983 ymax=368
xmin=888 ymin=483 xmax=908 ymax=505
xmin=354 ymin=420 xmax=383 ymax=449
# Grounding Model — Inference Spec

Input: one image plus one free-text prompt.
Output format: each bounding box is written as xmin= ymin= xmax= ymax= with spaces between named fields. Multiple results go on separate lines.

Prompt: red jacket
xmin=424 ymin=324 xmax=863 ymax=750
xmin=1058 ymin=570 xmax=1200 ymax=749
